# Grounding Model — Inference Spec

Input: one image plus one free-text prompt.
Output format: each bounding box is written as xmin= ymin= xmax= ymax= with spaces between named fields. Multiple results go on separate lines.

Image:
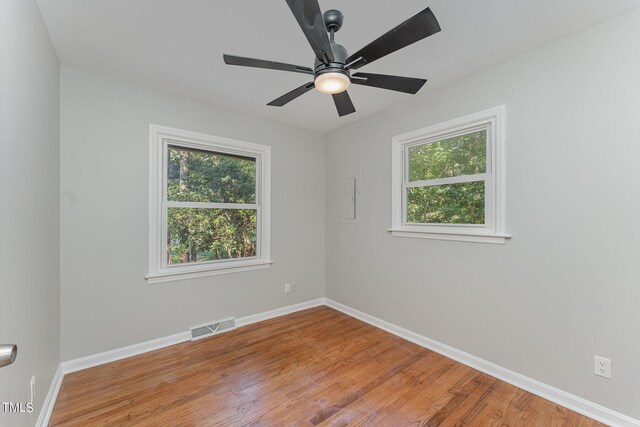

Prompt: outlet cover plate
xmin=594 ymin=356 xmax=611 ymax=379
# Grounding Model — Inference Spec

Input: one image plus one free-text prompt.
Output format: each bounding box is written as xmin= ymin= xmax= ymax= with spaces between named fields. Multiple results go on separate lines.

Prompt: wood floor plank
xmin=49 ymin=307 xmax=605 ymax=426
xmin=320 ymin=353 xmax=458 ymax=426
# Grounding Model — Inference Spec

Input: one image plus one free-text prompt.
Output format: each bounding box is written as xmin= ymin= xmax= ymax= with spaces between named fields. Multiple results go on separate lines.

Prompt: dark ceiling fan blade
xmin=223 ymin=54 xmax=314 ymax=75
xmin=346 ymin=7 xmax=441 ymax=70
xmin=332 ymin=91 xmax=356 ymax=117
xmin=267 ymin=82 xmax=315 ymax=107
xmin=351 ymin=72 xmax=427 ymax=94
xmin=285 ymin=0 xmax=335 ymax=65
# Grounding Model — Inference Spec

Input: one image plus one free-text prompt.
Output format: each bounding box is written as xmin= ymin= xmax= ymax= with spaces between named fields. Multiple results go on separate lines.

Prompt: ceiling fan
xmin=223 ymin=1 xmax=441 ymax=117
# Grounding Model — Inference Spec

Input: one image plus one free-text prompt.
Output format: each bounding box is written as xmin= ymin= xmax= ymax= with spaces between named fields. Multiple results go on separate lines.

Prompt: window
xmin=391 ymin=106 xmax=508 ymax=244
xmin=147 ymin=125 xmax=271 ymax=283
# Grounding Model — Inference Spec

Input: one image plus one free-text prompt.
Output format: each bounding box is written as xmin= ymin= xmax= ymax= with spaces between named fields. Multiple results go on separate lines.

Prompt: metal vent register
xmin=190 ymin=318 xmax=236 ymax=341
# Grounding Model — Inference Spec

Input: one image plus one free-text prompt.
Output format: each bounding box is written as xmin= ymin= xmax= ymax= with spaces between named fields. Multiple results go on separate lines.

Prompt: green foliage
xmin=407 ymin=130 xmax=486 ymax=225
xmin=168 ymin=208 xmax=256 ymax=263
xmin=407 ymin=183 xmax=485 ymax=224
xmin=167 ymin=146 xmax=256 ymax=203
xmin=408 ymin=130 xmax=486 ymax=181
xmin=166 ymin=146 xmax=257 ymax=264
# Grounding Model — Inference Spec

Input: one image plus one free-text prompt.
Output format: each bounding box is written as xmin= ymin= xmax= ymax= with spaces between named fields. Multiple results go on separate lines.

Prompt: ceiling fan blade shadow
xmin=223 ymin=54 xmax=314 ymax=75
xmin=267 ymin=82 xmax=315 ymax=107
xmin=351 ymin=73 xmax=427 ymax=94
xmin=332 ymin=91 xmax=356 ymax=117
xmin=346 ymin=7 xmax=441 ymax=70
xmin=285 ymin=0 xmax=334 ymax=64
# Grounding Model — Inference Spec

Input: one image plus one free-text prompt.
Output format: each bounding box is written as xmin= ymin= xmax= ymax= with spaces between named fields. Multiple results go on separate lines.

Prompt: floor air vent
xmin=190 ymin=318 xmax=236 ymax=341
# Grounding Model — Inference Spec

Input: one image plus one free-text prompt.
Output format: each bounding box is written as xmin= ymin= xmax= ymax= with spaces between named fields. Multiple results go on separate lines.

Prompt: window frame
xmin=391 ymin=106 xmax=509 ymax=244
xmin=147 ymin=125 xmax=272 ymax=284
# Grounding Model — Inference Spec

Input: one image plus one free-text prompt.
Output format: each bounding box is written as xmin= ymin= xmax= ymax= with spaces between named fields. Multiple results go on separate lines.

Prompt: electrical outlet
xmin=284 ymin=283 xmax=291 ymax=293
xmin=289 ymin=282 xmax=296 ymax=292
xmin=594 ymin=356 xmax=611 ymax=379
xmin=30 ymin=376 xmax=36 ymax=403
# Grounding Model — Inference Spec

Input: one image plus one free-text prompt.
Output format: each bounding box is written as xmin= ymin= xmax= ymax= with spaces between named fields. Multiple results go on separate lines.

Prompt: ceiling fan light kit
xmin=224 ymin=0 xmax=441 ymax=117
xmin=314 ymin=71 xmax=350 ymax=94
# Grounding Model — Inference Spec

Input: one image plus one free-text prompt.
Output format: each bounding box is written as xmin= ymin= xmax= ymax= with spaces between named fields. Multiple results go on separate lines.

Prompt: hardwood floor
xmin=50 ymin=307 xmax=604 ymax=426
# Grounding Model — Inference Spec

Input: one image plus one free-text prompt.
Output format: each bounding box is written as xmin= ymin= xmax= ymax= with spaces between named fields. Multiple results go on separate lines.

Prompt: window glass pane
xmin=408 ymin=129 xmax=487 ymax=181
xmin=167 ymin=145 xmax=256 ymax=203
xmin=167 ymin=208 xmax=257 ymax=264
xmin=407 ymin=181 xmax=485 ymax=225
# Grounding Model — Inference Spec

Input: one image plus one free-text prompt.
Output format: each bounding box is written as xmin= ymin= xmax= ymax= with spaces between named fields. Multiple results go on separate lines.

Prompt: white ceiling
xmin=37 ymin=0 xmax=639 ymax=133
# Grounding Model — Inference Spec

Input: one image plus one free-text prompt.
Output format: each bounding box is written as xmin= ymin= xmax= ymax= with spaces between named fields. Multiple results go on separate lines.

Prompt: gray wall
xmin=325 ymin=9 xmax=640 ymax=419
xmin=0 ymin=0 xmax=60 ymax=426
xmin=60 ymin=67 xmax=326 ymax=361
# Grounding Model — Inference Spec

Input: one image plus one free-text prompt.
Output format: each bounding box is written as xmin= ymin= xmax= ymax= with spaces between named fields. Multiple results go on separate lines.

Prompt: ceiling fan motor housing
xmin=314 ymin=42 xmax=349 ymax=80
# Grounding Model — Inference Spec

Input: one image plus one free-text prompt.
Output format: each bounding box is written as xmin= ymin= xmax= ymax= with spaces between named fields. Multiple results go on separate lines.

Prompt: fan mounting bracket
xmin=323 ymin=9 xmax=344 ymax=33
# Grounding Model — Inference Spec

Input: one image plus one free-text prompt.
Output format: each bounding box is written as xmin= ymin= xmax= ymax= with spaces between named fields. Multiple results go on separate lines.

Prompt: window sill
xmin=388 ymin=229 xmax=511 ymax=245
xmin=146 ymin=259 xmax=273 ymax=284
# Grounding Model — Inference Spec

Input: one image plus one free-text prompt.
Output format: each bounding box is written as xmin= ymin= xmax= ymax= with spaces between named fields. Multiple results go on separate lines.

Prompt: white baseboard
xmin=36 ymin=298 xmax=325 ymax=426
xmin=61 ymin=331 xmax=191 ymax=375
xmin=236 ymin=298 xmax=326 ymax=327
xmin=60 ymin=298 xmax=326 ymax=375
xmin=36 ymin=364 xmax=64 ymax=427
xmin=324 ymin=298 xmax=639 ymax=427
xmin=37 ymin=297 xmax=639 ymax=427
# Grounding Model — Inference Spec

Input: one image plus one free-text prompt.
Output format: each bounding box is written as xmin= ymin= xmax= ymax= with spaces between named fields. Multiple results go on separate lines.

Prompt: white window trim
xmin=146 ymin=124 xmax=272 ymax=284
xmin=390 ymin=106 xmax=510 ymax=244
